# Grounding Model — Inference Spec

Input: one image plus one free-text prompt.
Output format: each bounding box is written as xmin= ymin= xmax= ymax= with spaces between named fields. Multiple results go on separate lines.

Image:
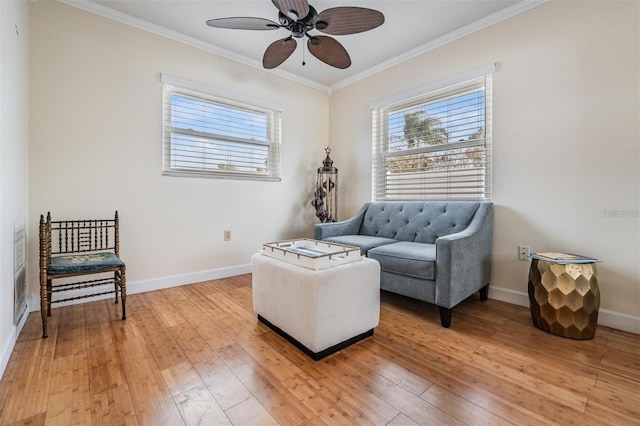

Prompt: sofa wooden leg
xmin=438 ymin=307 xmax=452 ymax=328
xmin=480 ymin=284 xmax=489 ymax=302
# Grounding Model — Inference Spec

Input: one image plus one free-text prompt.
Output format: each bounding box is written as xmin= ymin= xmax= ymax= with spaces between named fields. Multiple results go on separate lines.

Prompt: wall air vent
xmin=14 ymin=228 xmax=27 ymax=325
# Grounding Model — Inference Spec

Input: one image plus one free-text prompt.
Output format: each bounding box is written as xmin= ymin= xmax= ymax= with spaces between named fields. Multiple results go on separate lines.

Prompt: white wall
xmin=28 ymin=2 xmax=328 ymax=299
xmin=329 ymin=1 xmax=640 ymax=331
xmin=0 ymin=0 xmax=29 ymax=377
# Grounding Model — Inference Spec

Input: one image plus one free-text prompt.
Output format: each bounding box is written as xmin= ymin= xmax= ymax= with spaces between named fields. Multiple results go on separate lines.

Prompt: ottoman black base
xmin=258 ymin=314 xmax=374 ymax=361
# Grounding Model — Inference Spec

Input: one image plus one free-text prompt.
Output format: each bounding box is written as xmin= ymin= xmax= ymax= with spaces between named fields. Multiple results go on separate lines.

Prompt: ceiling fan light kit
xmin=206 ymin=0 xmax=384 ymax=69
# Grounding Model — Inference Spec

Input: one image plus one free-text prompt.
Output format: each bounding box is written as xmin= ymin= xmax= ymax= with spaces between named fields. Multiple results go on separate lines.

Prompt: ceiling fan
xmin=206 ymin=0 xmax=385 ymax=70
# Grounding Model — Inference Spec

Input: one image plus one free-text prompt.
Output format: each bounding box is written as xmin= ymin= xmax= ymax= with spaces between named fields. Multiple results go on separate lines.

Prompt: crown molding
xmin=57 ymin=0 xmax=548 ymax=96
xmin=329 ymin=0 xmax=550 ymax=92
xmin=56 ymin=0 xmax=332 ymax=93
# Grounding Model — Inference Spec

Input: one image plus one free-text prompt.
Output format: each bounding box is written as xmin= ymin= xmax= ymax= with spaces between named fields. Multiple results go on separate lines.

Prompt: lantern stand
xmin=311 ymin=147 xmax=338 ymax=223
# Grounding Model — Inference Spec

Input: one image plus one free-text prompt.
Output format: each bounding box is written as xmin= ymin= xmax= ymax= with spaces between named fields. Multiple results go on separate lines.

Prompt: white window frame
xmin=370 ymin=65 xmax=494 ymax=201
xmin=161 ymin=74 xmax=282 ymax=181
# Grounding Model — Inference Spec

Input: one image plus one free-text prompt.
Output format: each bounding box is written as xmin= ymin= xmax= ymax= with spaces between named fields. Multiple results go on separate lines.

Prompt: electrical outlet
xmin=518 ymin=245 xmax=530 ymax=261
xmin=224 ymin=230 xmax=231 ymax=241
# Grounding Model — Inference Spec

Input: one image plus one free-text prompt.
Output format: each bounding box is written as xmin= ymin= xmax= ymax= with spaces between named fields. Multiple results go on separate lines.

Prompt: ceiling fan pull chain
xmin=302 ymin=38 xmax=306 ymax=66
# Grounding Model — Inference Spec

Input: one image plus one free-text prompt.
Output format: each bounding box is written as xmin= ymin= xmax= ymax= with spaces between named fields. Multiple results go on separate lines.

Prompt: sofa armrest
xmin=314 ymin=203 xmax=370 ymax=240
xmin=435 ymin=202 xmax=493 ymax=308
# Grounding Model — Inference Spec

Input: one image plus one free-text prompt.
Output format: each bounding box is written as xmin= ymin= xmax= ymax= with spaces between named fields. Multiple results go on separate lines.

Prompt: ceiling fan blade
xmin=315 ymin=7 xmax=385 ymax=35
xmin=263 ymin=37 xmax=298 ymax=69
xmin=206 ymin=17 xmax=280 ymax=30
xmin=271 ymin=0 xmax=309 ymax=20
xmin=307 ymin=36 xmax=351 ymax=69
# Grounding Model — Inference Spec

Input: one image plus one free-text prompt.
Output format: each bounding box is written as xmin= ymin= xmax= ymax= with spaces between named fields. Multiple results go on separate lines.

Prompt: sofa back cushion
xmin=358 ymin=201 xmax=481 ymax=243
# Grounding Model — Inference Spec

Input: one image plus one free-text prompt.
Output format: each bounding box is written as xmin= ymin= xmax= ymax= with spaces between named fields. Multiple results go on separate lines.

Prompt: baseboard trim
xmin=597 ymin=309 xmax=640 ymax=335
xmin=23 ymin=269 xmax=640 ymax=334
xmin=28 ymin=263 xmax=252 ymax=312
xmin=1 ymin=297 xmax=31 ymax=379
xmin=488 ymin=285 xmax=640 ymax=335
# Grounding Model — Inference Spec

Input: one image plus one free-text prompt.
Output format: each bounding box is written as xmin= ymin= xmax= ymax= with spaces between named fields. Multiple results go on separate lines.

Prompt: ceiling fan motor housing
xmin=279 ymin=6 xmax=317 ymax=38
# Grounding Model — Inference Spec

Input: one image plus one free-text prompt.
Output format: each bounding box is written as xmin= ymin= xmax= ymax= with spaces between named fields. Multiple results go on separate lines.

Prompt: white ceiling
xmin=65 ymin=0 xmax=544 ymax=91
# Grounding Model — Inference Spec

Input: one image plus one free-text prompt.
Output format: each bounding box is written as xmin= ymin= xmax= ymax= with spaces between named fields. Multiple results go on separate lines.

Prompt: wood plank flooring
xmin=0 ymin=274 xmax=638 ymax=425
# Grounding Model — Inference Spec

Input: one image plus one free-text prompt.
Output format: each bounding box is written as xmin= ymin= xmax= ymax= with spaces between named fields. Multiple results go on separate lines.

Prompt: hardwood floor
xmin=0 ymin=274 xmax=638 ymax=425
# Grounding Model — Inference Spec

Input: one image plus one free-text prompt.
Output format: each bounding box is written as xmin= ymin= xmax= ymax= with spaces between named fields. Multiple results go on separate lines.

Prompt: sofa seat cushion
xmin=324 ymin=235 xmax=396 ymax=255
xmin=368 ymin=242 xmax=436 ymax=280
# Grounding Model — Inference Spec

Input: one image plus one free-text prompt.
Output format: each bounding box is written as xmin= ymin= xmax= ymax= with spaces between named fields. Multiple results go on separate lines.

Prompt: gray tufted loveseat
xmin=314 ymin=201 xmax=493 ymax=328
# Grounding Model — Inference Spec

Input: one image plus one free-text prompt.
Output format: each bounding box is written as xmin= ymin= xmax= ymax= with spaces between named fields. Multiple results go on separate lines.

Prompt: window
xmin=161 ymin=74 xmax=282 ymax=181
xmin=371 ymin=66 xmax=493 ymax=200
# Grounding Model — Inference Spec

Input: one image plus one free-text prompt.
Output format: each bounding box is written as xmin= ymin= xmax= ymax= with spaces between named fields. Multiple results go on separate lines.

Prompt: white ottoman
xmin=251 ymin=253 xmax=380 ymax=360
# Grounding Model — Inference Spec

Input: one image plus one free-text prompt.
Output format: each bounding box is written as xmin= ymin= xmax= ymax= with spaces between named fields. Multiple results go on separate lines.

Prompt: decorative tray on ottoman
xmin=261 ymin=238 xmax=362 ymax=269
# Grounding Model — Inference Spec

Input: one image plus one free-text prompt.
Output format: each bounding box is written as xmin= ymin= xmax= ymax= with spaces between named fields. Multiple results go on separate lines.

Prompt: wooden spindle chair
xmin=39 ymin=211 xmax=126 ymax=338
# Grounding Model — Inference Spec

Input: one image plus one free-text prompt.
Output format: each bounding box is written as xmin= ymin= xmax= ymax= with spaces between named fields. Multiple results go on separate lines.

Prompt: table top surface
xmin=530 ymin=252 xmax=599 ymax=264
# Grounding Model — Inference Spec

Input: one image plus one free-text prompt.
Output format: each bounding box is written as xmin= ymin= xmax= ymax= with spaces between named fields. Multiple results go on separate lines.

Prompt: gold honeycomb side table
xmin=528 ymin=256 xmax=600 ymax=339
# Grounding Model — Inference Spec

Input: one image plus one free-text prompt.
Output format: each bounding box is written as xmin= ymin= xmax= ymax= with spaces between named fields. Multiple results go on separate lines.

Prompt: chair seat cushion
xmin=48 ymin=252 xmax=124 ymax=275
xmin=368 ymin=242 xmax=436 ymax=280
xmin=324 ymin=235 xmax=396 ymax=255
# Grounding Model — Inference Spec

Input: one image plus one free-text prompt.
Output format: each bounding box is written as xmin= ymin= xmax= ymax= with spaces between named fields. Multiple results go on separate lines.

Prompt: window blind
xmin=161 ymin=75 xmax=281 ymax=181
xmin=371 ymin=72 xmax=492 ymax=201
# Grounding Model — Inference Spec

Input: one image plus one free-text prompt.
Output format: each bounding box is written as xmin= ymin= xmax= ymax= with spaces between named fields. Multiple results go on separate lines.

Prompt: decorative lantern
xmin=311 ymin=147 xmax=338 ymax=223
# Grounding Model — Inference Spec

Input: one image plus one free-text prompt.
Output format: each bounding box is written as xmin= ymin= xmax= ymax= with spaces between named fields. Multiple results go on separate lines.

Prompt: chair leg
xmin=438 ymin=306 xmax=452 ymax=328
xmin=114 ymin=271 xmax=119 ymax=304
xmin=479 ymin=284 xmax=489 ymax=302
xmin=47 ymin=279 xmax=52 ymax=317
xmin=120 ymin=266 xmax=127 ymax=320
xmin=40 ymin=278 xmax=48 ymax=338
